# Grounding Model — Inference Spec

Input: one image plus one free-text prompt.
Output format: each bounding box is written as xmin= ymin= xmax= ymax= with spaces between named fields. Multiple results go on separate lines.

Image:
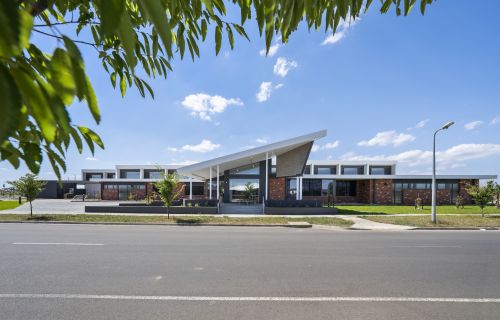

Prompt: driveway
xmin=1 ymin=199 xmax=120 ymax=215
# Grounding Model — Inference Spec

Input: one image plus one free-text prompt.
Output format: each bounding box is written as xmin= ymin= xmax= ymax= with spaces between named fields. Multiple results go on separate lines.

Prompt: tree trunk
xmin=30 ymin=201 xmax=32 ymax=217
xmin=167 ymin=206 xmax=170 ymax=219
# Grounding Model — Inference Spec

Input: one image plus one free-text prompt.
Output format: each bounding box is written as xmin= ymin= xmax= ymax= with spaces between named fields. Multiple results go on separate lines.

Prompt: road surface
xmin=1 ymin=223 xmax=499 ymax=319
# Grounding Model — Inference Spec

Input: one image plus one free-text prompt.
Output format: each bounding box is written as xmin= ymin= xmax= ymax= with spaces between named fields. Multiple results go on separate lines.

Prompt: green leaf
xmin=69 ymin=126 xmax=83 ymax=153
xmin=50 ymin=48 xmax=76 ymax=105
xmin=215 ymin=25 xmax=222 ymax=55
xmin=117 ymin=13 xmax=137 ymax=70
xmin=0 ymin=64 xmax=22 ymax=144
xmin=78 ymin=126 xmax=104 ymax=154
xmin=0 ymin=2 xmax=33 ymax=57
xmin=138 ymin=0 xmax=173 ymax=57
xmin=85 ymin=76 xmax=100 ymax=124
xmin=120 ymin=75 xmax=126 ymax=97
xmin=97 ymin=0 xmax=126 ymax=35
xmin=22 ymin=143 xmax=42 ymax=173
xmin=10 ymin=68 xmax=57 ymax=142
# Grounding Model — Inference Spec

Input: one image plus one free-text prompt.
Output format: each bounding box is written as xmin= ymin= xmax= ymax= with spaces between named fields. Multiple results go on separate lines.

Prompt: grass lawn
xmin=0 ymin=214 xmax=353 ymax=227
xmin=363 ymin=215 xmax=500 ymax=228
xmin=0 ymin=200 xmax=24 ymax=211
xmin=336 ymin=205 xmax=500 ymax=215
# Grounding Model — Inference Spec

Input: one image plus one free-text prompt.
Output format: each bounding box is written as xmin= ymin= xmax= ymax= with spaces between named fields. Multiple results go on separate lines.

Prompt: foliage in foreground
xmin=1 ymin=0 xmax=434 ymax=178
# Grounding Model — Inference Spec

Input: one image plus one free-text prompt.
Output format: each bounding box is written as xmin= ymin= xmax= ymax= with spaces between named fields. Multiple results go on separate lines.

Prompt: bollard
xmin=18 ymin=196 xmax=21 ymax=204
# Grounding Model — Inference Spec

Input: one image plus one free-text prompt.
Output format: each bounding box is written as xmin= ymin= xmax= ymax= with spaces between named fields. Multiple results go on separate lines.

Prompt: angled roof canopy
xmin=177 ymin=130 xmax=327 ymax=180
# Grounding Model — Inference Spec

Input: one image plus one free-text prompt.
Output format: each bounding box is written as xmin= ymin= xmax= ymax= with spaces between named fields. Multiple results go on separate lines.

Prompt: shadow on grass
xmin=336 ymin=209 xmax=392 ymax=216
xmin=175 ymin=218 xmax=203 ymax=224
xmin=26 ymin=215 xmax=57 ymax=221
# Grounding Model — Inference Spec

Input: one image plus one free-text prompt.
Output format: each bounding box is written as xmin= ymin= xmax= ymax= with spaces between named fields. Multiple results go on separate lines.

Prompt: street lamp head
xmin=441 ymin=121 xmax=455 ymax=130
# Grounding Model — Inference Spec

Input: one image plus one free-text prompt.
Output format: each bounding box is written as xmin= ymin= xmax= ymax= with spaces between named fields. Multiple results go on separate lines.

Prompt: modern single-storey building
xmin=74 ymin=130 xmax=496 ymax=206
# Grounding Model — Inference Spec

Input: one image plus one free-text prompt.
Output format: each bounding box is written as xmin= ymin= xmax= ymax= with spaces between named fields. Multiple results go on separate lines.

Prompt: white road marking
xmin=12 ymin=242 xmax=104 ymax=246
xmin=0 ymin=294 xmax=498 ymax=303
xmin=391 ymin=245 xmax=461 ymax=248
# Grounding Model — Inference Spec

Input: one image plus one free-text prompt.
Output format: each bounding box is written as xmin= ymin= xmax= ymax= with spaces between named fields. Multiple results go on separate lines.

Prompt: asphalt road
xmin=1 ymin=224 xmax=500 ymax=319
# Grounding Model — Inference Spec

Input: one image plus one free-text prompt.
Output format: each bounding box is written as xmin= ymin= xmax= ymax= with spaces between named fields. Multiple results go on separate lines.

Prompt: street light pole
xmin=432 ymin=121 xmax=455 ymax=224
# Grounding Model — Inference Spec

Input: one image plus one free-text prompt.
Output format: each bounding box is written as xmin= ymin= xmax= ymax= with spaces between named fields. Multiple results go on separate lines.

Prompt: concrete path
xmin=338 ymin=215 xmax=412 ymax=230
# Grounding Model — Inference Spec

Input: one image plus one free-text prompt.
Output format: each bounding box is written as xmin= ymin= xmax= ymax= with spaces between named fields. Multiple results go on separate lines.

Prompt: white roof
xmin=177 ymin=130 xmax=327 ymax=180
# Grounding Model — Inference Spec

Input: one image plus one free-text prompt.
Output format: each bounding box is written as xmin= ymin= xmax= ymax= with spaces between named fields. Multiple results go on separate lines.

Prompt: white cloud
xmin=464 ymin=120 xmax=483 ymax=131
xmin=311 ymin=140 xmax=341 ymax=152
xmin=256 ymin=82 xmax=284 ymax=102
xmin=85 ymin=157 xmax=98 ymax=161
xmin=490 ymin=117 xmax=500 ymax=125
xmin=256 ymin=138 xmax=268 ymax=144
xmin=321 ymin=17 xmax=359 ymax=46
xmin=408 ymin=119 xmax=430 ymax=130
xmin=181 ymin=93 xmax=243 ymax=121
xmin=341 ymin=143 xmax=500 ymax=171
xmin=256 ymin=82 xmax=273 ymax=102
xmin=169 ymin=140 xmax=220 ymax=153
xmin=273 ymin=57 xmax=298 ymax=77
xmin=259 ymin=43 xmax=280 ymax=57
xmin=358 ymin=131 xmax=416 ymax=147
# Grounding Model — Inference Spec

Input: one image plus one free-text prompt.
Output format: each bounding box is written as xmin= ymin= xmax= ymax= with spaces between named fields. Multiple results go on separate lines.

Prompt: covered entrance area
xmin=177 ymin=130 xmax=327 ymax=206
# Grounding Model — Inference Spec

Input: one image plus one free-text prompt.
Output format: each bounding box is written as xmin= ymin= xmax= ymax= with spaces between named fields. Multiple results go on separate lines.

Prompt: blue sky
xmin=1 ymin=1 xmax=500 ymax=185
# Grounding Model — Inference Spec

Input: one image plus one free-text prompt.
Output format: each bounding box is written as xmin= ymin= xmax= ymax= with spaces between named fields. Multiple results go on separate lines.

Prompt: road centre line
xmin=12 ymin=242 xmax=104 ymax=246
xmin=0 ymin=294 xmax=499 ymax=303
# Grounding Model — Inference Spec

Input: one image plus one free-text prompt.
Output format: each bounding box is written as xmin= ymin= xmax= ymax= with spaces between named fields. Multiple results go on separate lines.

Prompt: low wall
xmin=265 ymin=207 xmax=338 ymax=215
xmin=85 ymin=205 xmax=217 ymax=215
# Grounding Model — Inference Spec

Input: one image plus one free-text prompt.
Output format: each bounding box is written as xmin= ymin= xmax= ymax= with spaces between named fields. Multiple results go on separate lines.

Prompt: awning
xmin=177 ymin=130 xmax=327 ymax=180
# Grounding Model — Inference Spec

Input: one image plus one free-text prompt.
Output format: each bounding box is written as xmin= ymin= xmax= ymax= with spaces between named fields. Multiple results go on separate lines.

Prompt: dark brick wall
xmin=373 ymin=179 xmax=393 ymax=204
xmin=357 ymin=180 xmax=371 ymax=204
xmin=102 ymin=189 xmax=117 ymax=200
xmin=269 ymin=177 xmax=286 ymax=200
xmin=459 ymin=179 xmax=477 ymax=203
xmin=401 ymin=189 xmax=452 ymax=205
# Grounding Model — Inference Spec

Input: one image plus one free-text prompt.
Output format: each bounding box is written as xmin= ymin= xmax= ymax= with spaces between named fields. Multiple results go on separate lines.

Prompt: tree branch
xmin=32 ymin=29 xmax=98 ymax=49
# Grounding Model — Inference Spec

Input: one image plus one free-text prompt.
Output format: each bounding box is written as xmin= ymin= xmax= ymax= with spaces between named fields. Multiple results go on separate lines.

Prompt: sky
xmin=1 ymin=0 xmax=500 ymax=185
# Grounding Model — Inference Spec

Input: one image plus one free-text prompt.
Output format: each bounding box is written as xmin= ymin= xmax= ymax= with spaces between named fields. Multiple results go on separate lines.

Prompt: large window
xmin=341 ymin=166 xmax=364 ymax=175
xmin=229 ymin=179 xmax=259 ymax=202
xmin=303 ymin=165 xmax=311 ymax=175
xmin=119 ymin=169 xmax=140 ymax=179
xmin=85 ymin=173 xmax=103 ymax=181
xmin=302 ymin=179 xmax=322 ymax=196
xmin=144 ymin=169 xmax=163 ymax=179
xmin=286 ymin=178 xmax=297 ymax=199
xmin=314 ymin=166 xmax=337 ymax=175
xmin=185 ymin=182 xmax=205 ymax=196
xmin=229 ymin=163 xmax=260 ymax=175
xmin=322 ymin=179 xmax=334 ymax=196
xmin=336 ymin=181 xmax=357 ymax=197
xmin=392 ymin=180 xmax=460 ymax=204
xmin=370 ymin=166 xmax=392 ymax=175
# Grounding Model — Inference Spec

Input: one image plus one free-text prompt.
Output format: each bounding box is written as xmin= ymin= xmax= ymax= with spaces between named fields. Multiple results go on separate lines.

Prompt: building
xmin=75 ymin=130 xmax=496 ymax=205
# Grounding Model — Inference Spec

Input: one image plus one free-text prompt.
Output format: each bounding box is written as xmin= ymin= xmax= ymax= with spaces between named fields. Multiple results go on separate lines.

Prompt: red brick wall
xmin=459 ymin=179 xmax=477 ymax=204
xmin=102 ymin=189 xmax=118 ymax=200
xmin=373 ymin=179 xmax=393 ymax=204
xmin=401 ymin=189 xmax=452 ymax=205
xmin=269 ymin=177 xmax=286 ymax=200
xmin=357 ymin=180 xmax=371 ymax=204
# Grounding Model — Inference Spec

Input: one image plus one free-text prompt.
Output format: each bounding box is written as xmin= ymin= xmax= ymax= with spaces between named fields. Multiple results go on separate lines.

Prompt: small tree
xmin=8 ymin=174 xmax=46 ymax=216
xmin=466 ymin=183 xmax=494 ymax=217
xmin=154 ymin=173 xmax=183 ymax=219
xmin=415 ymin=195 xmax=423 ymax=210
xmin=243 ymin=182 xmax=256 ymax=202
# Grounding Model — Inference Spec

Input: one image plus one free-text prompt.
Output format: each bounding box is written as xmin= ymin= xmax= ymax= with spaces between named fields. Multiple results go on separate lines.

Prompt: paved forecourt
xmin=1 ymin=223 xmax=500 ymax=319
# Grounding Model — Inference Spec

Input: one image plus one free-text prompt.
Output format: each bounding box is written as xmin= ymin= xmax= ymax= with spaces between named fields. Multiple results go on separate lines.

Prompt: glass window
xmin=314 ymin=166 xmax=336 ymax=175
xmin=119 ymin=170 xmax=140 ymax=179
xmin=302 ymin=179 xmax=321 ymax=196
xmin=144 ymin=170 xmax=163 ymax=179
xmin=229 ymin=163 xmax=260 ymax=175
xmin=185 ymin=182 xmax=205 ymax=196
xmin=106 ymin=173 xmax=116 ymax=179
xmin=336 ymin=181 xmax=357 ymax=197
xmin=229 ymin=178 xmax=259 ymax=202
xmin=303 ymin=165 xmax=311 ymax=175
xmin=370 ymin=166 xmax=391 ymax=175
xmin=415 ymin=183 xmax=428 ymax=190
xmin=286 ymin=178 xmax=297 ymax=199
xmin=341 ymin=166 xmax=364 ymax=175
xmin=321 ymin=179 xmax=334 ymax=196
xmin=86 ymin=173 xmax=103 ymax=181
